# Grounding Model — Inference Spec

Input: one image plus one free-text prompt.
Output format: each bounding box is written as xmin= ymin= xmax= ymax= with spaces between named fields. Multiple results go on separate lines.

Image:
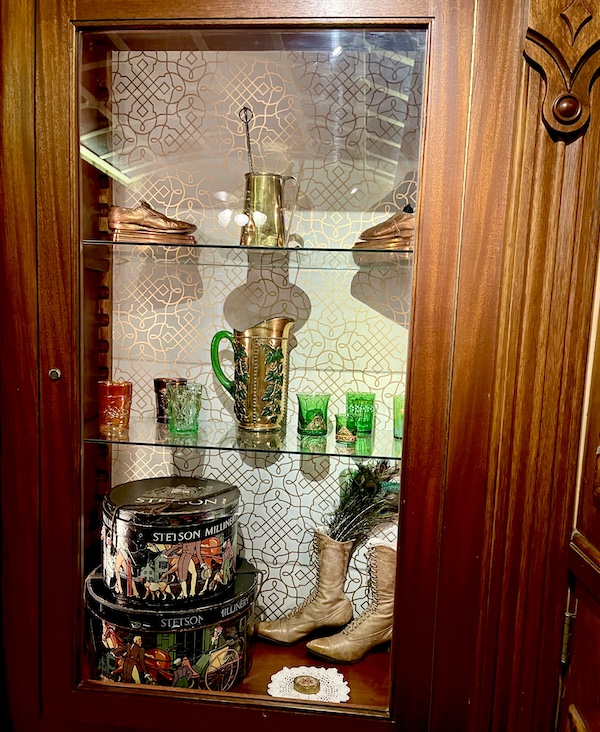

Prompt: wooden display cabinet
xmin=2 ymin=1 xmax=600 ymax=731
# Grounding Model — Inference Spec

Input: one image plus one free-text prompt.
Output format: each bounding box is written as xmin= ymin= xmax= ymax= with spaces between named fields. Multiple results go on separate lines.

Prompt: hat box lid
xmin=86 ymin=558 xmax=259 ymax=632
xmin=103 ymin=476 xmax=239 ymax=527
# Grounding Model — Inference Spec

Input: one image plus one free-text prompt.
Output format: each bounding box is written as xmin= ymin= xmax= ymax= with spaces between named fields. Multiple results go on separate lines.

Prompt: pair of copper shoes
xmin=353 ymin=206 xmax=415 ymax=251
xmin=108 ymin=200 xmax=197 ymax=244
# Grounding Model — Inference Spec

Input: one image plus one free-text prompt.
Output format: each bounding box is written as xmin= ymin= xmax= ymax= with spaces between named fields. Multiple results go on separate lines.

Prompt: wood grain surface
xmin=4 ymin=0 xmax=600 ymax=731
xmin=0 ymin=0 xmax=40 ymax=730
xmin=485 ymin=10 xmax=600 ymax=728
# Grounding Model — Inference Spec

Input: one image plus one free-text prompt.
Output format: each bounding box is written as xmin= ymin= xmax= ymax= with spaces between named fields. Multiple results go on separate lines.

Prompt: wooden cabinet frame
xmin=2 ymin=1 xmax=600 ymax=731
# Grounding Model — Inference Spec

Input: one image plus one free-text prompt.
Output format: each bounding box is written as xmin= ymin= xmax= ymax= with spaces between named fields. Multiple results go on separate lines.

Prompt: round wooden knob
xmin=552 ymin=94 xmax=582 ymax=124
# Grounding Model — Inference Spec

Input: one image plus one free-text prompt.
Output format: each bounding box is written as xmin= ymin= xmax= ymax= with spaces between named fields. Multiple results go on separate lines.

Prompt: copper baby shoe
xmin=108 ymin=200 xmax=197 ymax=234
xmin=359 ymin=210 xmax=414 ymax=241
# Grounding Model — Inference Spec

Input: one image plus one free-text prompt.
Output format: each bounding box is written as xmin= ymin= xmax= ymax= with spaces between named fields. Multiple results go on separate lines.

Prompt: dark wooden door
xmin=557 ymin=324 xmax=600 ymax=732
xmin=8 ymin=0 xmax=587 ymax=731
xmin=28 ymin=2 xmax=523 ymax=732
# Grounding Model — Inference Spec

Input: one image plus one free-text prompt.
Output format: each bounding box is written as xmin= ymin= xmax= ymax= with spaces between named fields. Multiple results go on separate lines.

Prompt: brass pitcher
xmin=211 ymin=317 xmax=295 ymax=431
xmin=239 ymin=172 xmax=297 ymax=248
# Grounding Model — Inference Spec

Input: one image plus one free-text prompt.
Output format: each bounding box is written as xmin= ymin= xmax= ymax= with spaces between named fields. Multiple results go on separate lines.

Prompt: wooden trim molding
xmin=525 ymin=0 xmax=600 ymax=139
xmin=572 ymin=529 xmax=600 ymax=568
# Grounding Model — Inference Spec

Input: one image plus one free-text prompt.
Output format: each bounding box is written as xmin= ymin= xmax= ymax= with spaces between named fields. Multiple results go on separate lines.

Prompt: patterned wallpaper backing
xmin=88 ymin=33 xmax=425 ymax=619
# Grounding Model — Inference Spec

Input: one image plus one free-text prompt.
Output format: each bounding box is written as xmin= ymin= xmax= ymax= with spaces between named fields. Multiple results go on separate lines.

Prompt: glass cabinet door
xmin=79 ymin=24 xmax=425 ymax=717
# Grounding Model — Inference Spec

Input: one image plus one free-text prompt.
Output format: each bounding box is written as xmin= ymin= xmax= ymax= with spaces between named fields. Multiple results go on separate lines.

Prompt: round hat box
xmin=85 ymin=560 xmax=259 ymax=691
xmin=102 ymin=476 xmax=240 ymax=607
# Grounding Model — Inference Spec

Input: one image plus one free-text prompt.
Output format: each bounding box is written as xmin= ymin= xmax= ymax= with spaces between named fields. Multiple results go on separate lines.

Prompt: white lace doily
xmin=267 ymin=665 xmax=350 ymax=703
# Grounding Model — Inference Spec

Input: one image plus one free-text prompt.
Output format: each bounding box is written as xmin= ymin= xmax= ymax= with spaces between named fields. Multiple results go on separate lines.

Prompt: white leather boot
xmin=257 ymin=530 xmax=354 ymax=645
xmin=305 ymin=538 xmax=396 ymax=662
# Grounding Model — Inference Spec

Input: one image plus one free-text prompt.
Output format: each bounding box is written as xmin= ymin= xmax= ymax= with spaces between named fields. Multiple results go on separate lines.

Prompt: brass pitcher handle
xmin=210 ymin=331 xmax=235 ymax=396
xmin=282 ymin=174 xmax=297 ymax=201
xmin=282 ymin=175 xmax=299 ymax=247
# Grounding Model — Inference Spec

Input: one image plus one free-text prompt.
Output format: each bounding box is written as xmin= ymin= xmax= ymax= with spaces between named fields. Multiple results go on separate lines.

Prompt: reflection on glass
xmin=80 ymin=28 xmax=426 ymax=252
xmin=79 ymin=26 xmax=424 ymax=709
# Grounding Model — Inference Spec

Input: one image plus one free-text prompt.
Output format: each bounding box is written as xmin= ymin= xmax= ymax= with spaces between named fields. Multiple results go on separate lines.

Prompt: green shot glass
xmin=297 ymin=393 xmax=330 ymax=436
xmin=346 ymin=392 xmax=375 ymax=435
xmin=166 ymin=381 xmax=203 ymax=433
xmin=335 ymin=413 xmax=358 ymax=444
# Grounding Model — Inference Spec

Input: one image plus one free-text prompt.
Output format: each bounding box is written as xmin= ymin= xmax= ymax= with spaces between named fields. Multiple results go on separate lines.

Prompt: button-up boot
xmin=305 ymin=539 xmax=396 ymax=662
xmin=257 ymin=530 xmax=354 ymax=645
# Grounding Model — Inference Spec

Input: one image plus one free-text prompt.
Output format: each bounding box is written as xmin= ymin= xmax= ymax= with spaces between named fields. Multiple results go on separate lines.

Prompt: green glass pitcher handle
xmin=210 ymin=331 xmax=235 ymax=396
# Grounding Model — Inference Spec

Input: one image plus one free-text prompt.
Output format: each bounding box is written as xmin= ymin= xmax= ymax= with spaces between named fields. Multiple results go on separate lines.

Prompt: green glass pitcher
xmin=211 ymin=317 xmax=295 ymax=431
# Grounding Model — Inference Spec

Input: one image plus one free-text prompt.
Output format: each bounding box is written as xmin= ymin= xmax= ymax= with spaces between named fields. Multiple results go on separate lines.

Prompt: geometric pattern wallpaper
xmin=81 ymin=28 xmax=425 ymax=621
xmin=107 ymin=241 xmax=408 ymax=618
xmin=105 ymin=31 xmax=425 ymax=226
xmin=109 ymin=443 xmax=399 ymax=619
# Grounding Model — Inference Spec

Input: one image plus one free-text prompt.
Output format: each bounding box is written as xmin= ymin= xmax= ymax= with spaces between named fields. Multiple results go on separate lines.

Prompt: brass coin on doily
xmin=293 ymin=675 xmax=321 ymax=695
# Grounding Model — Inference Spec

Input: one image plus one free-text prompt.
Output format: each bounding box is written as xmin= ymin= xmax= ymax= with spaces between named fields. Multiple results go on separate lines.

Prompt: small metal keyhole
xmin=48 ymin=368 xmax=62 ymax=381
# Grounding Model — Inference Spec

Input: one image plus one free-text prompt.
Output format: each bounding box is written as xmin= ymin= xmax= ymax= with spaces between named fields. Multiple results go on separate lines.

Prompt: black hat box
xmin=101 ymin=476 xmax=240 ymax=607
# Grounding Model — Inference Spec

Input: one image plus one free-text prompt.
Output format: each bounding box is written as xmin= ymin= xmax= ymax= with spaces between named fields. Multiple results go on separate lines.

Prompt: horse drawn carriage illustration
xmin=101 ymin=621 xmax=242 ymax=692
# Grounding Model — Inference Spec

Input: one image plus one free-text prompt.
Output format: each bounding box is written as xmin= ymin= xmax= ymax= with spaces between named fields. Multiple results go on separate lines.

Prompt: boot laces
xmin=288 ymin=586 xmax=318 ymax=617
xmin=286 ymin=534 xmax=321 ymax=618
xmin=343 ymin=548 xmax=379 ymax=634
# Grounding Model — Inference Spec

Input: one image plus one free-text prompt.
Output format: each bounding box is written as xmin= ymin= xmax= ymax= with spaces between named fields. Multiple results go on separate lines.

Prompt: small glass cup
xmin=98 ymin=380 xmax=132 ymax=435
xmin=335 ymin=413 xmax=358 ymax=444
xmin=346 ymin=392 xmax=375 ymax=435
xmin=393 ymin=394 xmax=405 ymax=439
xmin=154 ymin=377 xmax=187 ymax=424
xmin=166 ymin=382 xmax=203 ymax=433
xmin=297 ymin=393 xmax=330 ymax=436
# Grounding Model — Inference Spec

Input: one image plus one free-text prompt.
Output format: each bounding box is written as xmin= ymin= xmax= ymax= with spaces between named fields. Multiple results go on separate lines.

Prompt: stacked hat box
xmin=85 ymin=476 xmax=259 ymax=691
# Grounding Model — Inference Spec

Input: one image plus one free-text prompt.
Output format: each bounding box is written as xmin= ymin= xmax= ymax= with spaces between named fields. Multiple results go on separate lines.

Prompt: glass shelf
xmin=83 ymin=239 xmax=413 ymax=272
xmin=84 ymin=417 xmax=404 ymax=461
xmin=84 ymin=239 xmax=414 ymax=255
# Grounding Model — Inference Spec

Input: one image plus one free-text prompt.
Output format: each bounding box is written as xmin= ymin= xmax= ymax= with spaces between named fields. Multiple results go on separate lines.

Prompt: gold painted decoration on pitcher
xmin=211 ymin=317 xmax=295 ymax=431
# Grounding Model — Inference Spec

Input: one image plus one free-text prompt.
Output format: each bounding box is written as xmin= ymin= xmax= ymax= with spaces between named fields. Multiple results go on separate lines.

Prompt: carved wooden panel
xmin=526 ymin=0 xmax=600 ymax=138
xmin=10 ymin=0 xmax=600 ymax=731
xmin=485 ymin=43 xmax=600 ymax=732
